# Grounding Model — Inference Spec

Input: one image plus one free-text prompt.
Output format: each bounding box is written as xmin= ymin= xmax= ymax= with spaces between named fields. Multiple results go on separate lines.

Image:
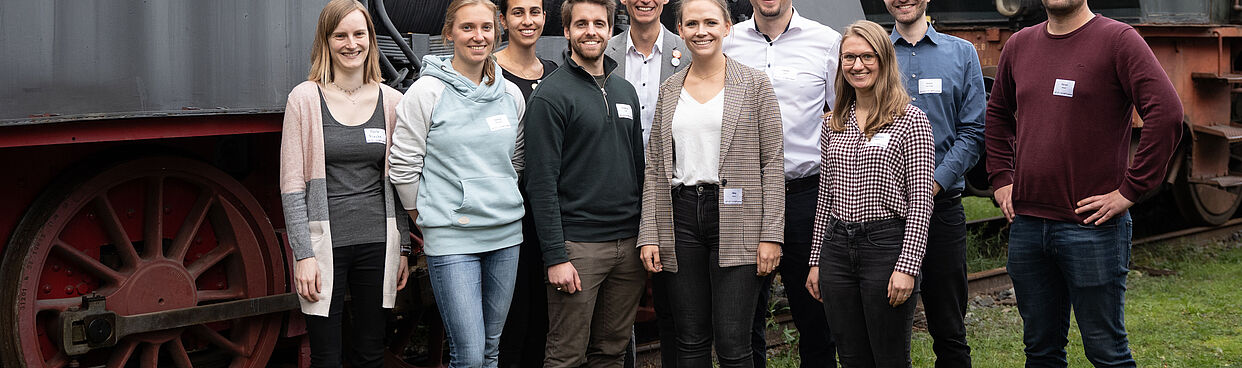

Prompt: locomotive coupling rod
xmin=55 ymin=293 xmax=300 ymax=356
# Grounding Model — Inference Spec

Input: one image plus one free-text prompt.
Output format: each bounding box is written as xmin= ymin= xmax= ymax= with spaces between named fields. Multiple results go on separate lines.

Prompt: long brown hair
xmin=828 ymin=20 xmax=909 ymax=138
xmin=308 ymin=0 xmax=383 ymax=84
xmin=443 ymin=0 xmax=503 ymax=86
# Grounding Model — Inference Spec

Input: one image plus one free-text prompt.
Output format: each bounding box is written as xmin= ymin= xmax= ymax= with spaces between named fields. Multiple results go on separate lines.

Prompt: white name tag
xmin=486 ymin=115 xmax=512 ymax=131
xmin=1053 ymin=79 xmax=1076 ymax=97
xmin=918 ymin=78 xmax=942 ymax=94
xmin=617 ymin=104 xmax=634 ymax=120
xmin=723 ymin=188 xmax=743 ymax=205
xmin=364 ymin=128 xmax=386 ymax=144
xmin=865 ymin=133 xmax=891 ymax=148
xmin=770 ymin=66 xmax=798 ymax=81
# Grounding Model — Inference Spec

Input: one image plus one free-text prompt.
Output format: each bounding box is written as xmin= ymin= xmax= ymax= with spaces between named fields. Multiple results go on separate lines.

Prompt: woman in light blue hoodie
xmin=388 ymin=1 xmax=525 ymax=367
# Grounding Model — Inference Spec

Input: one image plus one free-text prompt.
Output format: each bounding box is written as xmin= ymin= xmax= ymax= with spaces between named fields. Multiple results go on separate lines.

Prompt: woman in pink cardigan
xmin=278 ymin=1 xmax=411 ymax=366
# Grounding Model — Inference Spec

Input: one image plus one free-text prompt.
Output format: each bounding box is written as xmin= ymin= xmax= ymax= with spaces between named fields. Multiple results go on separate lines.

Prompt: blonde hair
xmin=828 ymin=20 xmax=909 ymax=138
xmin=443 ymin=0 xmax=503 ymax=86
xmin=677 ymin=0 xmax=732 ymax=25
xmin=308 ymin=0 xmax=383 ymax=84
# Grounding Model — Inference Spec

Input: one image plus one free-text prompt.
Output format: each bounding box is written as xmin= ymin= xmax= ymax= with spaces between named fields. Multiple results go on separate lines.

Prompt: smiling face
xmin=447 ymin=4 xmax=497 ymax=67
xmin=501 ymin=0 xmax=545 ymax=48
xmin=884 ymin=0 xmax=928 ymax=26
xmin=749 ymin=0 xmax=791 ymax=19
xmin=841 ymin=35 xmax=880 ymax=93
xmin=621 ymin=0 xmax=668 ymax=26
xmin=564 ymin=2 xmax=610 ymax=63
xmin=678 ymin=0 xmax=730 ymax=60
xmin=329 ymin=10 xmax=371 ymax=74
xmin=1042 ymin=0 xmax=1086 ymax=16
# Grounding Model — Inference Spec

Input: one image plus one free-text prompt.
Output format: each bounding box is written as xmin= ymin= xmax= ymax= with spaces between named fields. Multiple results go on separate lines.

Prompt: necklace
xmin=331 ymin=82 xmax=364 ymax=104
xmin=689 ymin=65 xmax=726 ymax=80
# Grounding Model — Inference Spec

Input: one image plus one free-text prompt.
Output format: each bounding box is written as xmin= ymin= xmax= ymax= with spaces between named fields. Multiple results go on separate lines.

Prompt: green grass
xmin=963 ymin=196 xmax=1003 ymax=221
xmin=765 ymin=240 xmax=1242 ymax=367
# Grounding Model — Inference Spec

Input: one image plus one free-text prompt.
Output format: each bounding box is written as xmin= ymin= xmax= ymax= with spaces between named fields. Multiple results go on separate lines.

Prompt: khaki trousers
xmin=544 ymin=237 xmax=646 ymax=368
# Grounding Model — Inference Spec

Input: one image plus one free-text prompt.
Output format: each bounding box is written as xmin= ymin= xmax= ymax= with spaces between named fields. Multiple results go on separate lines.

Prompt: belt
xmin=830 ymin=217 xmax=905 ymax=233
xmin=786 ymin=174 xmax=819 ymax=194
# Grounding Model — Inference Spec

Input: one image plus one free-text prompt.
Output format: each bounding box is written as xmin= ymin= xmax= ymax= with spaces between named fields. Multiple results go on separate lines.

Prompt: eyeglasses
xmin=841 ymin=53 xmax=878 ymax=66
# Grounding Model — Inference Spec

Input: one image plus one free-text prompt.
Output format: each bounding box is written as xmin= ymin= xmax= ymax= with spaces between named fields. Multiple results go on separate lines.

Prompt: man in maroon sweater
xmin=985 ymin=0 xmax=1182 ymax=366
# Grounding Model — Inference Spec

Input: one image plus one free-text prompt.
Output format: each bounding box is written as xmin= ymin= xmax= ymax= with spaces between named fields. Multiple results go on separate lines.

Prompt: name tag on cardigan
xmin=723 ymin=188 xmax=742 ymax=205
xmin=866 ymin=133 xmax=892 ymax=148
xmin=486 ymin=115 xmax=512 ymax=131
xmin=364 ymin=128 xmax=386 ymax=144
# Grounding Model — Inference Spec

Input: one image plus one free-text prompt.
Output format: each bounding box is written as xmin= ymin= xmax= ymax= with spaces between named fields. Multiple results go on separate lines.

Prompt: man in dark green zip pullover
xmin=522 ymin=0 xmax=645 ymax=367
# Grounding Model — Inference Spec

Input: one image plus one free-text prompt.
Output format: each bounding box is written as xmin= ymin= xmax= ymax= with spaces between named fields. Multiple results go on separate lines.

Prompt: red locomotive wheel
xmin=1173 ymin=153 xmax=1242 ymax=226
xmin=0 ymin=156 xmax=286 ymax=368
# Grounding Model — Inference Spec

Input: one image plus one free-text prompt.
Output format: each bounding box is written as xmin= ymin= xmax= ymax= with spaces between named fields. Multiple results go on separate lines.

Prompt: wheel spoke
xmin=144 ymin=176 xmax=164 ymax=259
xmin=105 ymin=339 xmax=139 ymax=368
xmin=167 ymin=338 xmax=194 ymax=368
xmin=37 ymin=297 xmax=85 ymax=312
xmin=52 ymin=240 xmax=125 ymax=285
xmin=169 ymin=191 xmax=215 ymax=262
xmin=187 ymin=243 xmax=236 ymax=279
xmin=190 ymin=325 xmax=246 ymax=356
xmin=92 ymin=197 xmax=141 ymax=268
xmin=139 ymin=342 xmax=160 ymax=368
xmin=198 ymin=288 xmax=246 ymax=302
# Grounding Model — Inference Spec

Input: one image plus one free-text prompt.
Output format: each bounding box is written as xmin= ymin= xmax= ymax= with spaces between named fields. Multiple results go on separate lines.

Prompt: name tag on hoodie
xmin=617 ymin=104 xmax=633 ymax=120
xmin=486 ymin=115 xmax=512 ymax=131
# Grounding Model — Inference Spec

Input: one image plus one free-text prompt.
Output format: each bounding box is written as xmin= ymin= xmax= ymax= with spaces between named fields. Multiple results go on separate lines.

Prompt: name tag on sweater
xmin=918 ymin=78 xmax=942 ymax=94
xmin=1053 ymin=79 xmax=1076 ymax=97
xmin=723 ymin=188 xmax=742 ymax=204
xmin=486 ymin=115 xmax=512 ymax=131
xmin=866 ymin=133 xmax=891 ymax=148
xmin=364 ymin=128 xmax=386 ymax=144
xmin=617 ymin=104 xmax=633 ymax=120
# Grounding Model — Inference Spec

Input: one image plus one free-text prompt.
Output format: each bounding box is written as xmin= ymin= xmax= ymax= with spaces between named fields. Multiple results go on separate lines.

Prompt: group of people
xmin=279 ymin=0 xmax=1183 ymax=367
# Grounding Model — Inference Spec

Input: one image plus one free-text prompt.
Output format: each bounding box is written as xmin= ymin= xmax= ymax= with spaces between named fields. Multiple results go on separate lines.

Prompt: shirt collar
xmin=889 ymin=22 xmax=942 ymax=46
xmin=626 ymin=25 xmax=666 ymax=56
xmin=750 ymin=8 xmax=808 ymax=40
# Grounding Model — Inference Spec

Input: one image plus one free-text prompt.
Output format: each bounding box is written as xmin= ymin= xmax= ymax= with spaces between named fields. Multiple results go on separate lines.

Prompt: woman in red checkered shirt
xmin=803 ymin=20 xmax=935 ymax=367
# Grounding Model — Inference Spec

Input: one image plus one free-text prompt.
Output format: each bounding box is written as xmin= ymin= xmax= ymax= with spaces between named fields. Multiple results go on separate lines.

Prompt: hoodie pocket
xmin=452 ymin=177 xmax=524 ymax=227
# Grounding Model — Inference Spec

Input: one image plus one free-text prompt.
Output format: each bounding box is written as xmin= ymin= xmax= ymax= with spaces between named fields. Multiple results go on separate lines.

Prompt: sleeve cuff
xmin=1118 ymin=183 xmax=1142 ymax=203
xmin=990 ymin=172 xmax=1014 ymax=190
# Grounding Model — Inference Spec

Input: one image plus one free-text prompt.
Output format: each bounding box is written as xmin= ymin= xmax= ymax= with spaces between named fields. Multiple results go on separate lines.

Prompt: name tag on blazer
xmin=723 ymin=188 xmax=742 ymax=205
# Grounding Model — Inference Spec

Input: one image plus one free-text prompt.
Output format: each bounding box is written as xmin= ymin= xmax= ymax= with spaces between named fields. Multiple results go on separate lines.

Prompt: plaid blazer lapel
xmin=718 ymin=59 xmax=745 ymax=171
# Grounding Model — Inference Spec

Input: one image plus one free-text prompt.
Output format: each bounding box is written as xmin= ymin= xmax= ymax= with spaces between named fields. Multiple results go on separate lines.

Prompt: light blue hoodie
xmin=389 ymin=55 xmax=526 ymax=256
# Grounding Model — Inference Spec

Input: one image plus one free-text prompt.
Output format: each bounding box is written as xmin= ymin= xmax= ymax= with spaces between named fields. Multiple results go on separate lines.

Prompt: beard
xmin=1043 ymin=0 xmax=1086 ymax=16
xmin=753 ymin=0 xmax=786 ymax=18
xmin=569 ymin=37 xmax=605 ymax=63
xmin=888 ymin=1 xmax=928 ymax=25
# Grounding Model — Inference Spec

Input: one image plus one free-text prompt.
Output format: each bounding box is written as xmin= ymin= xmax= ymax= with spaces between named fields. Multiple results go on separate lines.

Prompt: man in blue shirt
xmin=886 ymin=0 xmax=986 ymax=366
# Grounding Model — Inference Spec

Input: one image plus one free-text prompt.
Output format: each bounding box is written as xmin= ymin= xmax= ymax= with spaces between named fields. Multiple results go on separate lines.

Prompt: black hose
xmin=370 ymin=0 xmax=421 ymax=75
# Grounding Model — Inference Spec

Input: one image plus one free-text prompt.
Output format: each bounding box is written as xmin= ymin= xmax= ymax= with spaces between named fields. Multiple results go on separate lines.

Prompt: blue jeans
xmin=428 ymin=245 xmax=521 ymax=368
xmin=1008 ymin=213 xmax=1135 ymax=368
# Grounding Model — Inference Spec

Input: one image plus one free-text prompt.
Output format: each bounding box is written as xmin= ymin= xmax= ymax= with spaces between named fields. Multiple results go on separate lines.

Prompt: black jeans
xmin=920 ymin=197 xmax=971 ymax=367
xmin=667 ymin=184 xmax=764 ymax=368
xmin=753 ymin=176 xmax=836 ymax=368
xmin=500 ymin=180 xmax=548 ymax=368
xmin=820 ymin=218 xmax=917 ymax=368
xmin=304 ymin=242 xmax=386 ymax=368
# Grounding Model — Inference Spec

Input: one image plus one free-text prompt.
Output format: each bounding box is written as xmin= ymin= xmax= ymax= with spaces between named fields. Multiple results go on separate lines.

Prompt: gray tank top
xmin=319 ymin=88 xmax=387 ymax=247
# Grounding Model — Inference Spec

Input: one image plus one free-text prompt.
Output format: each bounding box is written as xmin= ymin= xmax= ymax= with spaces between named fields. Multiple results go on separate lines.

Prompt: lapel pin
xmin=671 ymin=49 xmax=682 ymax=67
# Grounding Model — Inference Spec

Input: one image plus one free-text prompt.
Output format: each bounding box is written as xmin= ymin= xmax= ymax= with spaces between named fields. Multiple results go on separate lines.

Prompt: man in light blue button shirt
xmin=887 ymin=0 xmax=985 ymax=366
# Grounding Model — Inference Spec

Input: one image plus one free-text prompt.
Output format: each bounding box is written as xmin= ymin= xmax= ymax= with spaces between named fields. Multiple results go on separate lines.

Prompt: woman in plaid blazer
xmin=635 ymin=0 xmax=785 ymax=366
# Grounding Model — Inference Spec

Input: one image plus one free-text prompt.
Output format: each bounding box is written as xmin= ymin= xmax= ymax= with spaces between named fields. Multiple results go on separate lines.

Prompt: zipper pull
xmin=601 ymin=88 xmax=607 ymax=98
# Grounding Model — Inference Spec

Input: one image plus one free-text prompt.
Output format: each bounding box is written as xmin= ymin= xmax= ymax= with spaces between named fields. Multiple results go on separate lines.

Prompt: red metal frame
xmin=0 ymin=114 xmax=282 ymax=149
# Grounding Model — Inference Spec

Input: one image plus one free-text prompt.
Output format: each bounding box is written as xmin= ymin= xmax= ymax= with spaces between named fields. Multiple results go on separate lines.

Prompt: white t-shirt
xmin=671 ymin=88 xmax=724 ymax=186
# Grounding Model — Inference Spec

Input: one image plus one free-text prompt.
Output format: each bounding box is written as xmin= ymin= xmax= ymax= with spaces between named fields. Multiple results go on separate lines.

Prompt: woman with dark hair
xmin=280 ymin=0 xmax=411 ymax=366
xmin=388 ymin=0 xmax=527 ymax=367
xmin=805 ymin=19 xmax=935 ymax=367
xmin=637 ymin=0 xmax=784 ymax=366
xmin=492 ymin=1 xmax=558 ymax=367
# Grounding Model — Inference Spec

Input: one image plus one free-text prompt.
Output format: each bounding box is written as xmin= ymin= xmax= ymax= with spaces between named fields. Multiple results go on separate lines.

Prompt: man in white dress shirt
xmin=604 ymin=2 xmax=688 ymax=366
xmin=723 ymin=0 xmax=840 ymax=366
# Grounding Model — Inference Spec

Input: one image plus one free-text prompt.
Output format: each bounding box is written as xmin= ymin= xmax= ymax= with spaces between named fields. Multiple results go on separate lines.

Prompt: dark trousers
xmin=753 ymin=176 xmax=836 ymax=368
xmin=499 ymin=198 xmax=548 ymax=368
xmin=653 ymin=271 xmax=678 ymax=367
xmin=667 ymin=185 xmax=764 ymax=368
xmin=919 ymin=197 xmax=971 ymax=367
xmin=305 ymin=242 xmax=386 ymax=368
xmin=820 ymin=218 xmax=917 ymax=368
